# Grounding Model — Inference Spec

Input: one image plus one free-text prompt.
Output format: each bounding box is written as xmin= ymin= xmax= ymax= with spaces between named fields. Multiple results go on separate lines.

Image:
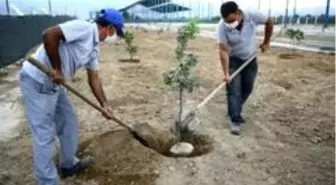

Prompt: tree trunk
xmin=178 ymin=86 xmax=183 ymax=124
xmin=292 ymin=39 xmax=296 ymax=55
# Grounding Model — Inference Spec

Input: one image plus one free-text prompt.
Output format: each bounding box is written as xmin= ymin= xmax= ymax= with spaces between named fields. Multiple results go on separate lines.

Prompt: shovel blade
xmin=177 ymin=111 xmax=200 ymax=135
xmin=131 ymin=131 xmax=150 ymax=147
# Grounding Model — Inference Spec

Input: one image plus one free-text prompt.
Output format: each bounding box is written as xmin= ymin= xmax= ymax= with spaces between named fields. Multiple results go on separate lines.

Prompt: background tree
xmin=123 ymin=30 xmax=138 ymax=60
xmin=285 ymin=28 xmax=305 ymax=54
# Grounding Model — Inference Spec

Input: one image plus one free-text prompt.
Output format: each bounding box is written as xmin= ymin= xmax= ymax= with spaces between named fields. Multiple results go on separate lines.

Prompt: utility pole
xmin=293 ymin=0 xmax=297 ymax=16
xmin=258 ymin=0 xmax=261 ymax=10
xmin=268 ymin=0 xmax=271 ymax=17
xmin=5 ymin=0 xmax=10 ymax=15
xmin=284 ymin=0 xmax=289 ymax=28
xmin=48 ymin=0 xmax=52 ymax=15
xmin=324 ymin=0 xmax=330 ymax=29
xmin=293 ymin=0 xmax=297 ymax=25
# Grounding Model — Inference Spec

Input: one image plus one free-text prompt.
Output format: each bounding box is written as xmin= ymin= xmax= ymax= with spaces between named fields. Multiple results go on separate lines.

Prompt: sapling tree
xmin=123 ymin=30 xmax=138 ymax=60
xmin=285 ymin=28 xmax=305 ymax=54
xmin=162 ymin=19 xmax=200 ymax=134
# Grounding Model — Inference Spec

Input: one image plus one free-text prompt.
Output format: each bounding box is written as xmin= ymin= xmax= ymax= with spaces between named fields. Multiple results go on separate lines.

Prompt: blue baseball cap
xmin=97 ymin=8 xmax=124 ymax=38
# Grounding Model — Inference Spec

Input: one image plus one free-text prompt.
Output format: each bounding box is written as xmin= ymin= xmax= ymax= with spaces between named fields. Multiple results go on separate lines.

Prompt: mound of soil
xmin=77 ymin=129 xmax=159 ymax=185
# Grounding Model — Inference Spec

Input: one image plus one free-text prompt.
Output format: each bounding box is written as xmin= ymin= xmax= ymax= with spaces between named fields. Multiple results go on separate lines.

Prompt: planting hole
xmin=161 ymin=133 xmax=214 ymax=157
xmin=79 ymin=127 xmax=213 ymax=160
xmin=75 ymin=128 xmax=213 ymax=184
xmin=131 ymin=122 xmax=214 ymax=157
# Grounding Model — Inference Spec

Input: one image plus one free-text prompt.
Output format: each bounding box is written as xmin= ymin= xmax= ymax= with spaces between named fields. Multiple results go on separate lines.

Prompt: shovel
xmin=180 ymin=52 xmax=258 ymax=132
xmin=26 ymin=57 xmax=151 ymax=147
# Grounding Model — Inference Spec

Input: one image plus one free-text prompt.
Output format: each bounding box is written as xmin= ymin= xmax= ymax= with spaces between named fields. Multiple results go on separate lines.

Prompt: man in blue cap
xmin=18 ymin=8 xmax=124 ymax=185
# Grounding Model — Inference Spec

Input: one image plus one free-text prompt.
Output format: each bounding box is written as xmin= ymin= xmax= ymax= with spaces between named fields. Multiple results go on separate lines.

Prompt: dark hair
xmin=94 ymin=9 xmax=111 ymax=27
xmin=95 ymin=17 xmax=110 ymax=27
xmin=220 ymin=1 xmax=239 ymax=18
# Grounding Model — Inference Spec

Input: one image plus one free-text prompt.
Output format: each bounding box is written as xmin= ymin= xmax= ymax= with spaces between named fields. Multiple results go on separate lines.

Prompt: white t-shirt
xmin=22 ymin=19 xmax=100 ymax=84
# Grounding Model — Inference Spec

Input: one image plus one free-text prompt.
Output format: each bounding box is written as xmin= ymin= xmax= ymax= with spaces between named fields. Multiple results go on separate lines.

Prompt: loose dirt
xmin=0 ymin=30 xmax=334 ymax=185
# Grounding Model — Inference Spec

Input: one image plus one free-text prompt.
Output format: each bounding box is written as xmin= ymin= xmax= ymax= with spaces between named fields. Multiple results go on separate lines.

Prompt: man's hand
xmin=102 ymin=103 xmax=113 ymax=120
xmin=259 ymin=42 xmax=270 ymax=53
xmin=223 ymin=73 xmax=231 ymax=84
xmin=87 ymin=69 xmax=109 ymax=109
xmin=51 ymin=69 xmax=64 ymax=85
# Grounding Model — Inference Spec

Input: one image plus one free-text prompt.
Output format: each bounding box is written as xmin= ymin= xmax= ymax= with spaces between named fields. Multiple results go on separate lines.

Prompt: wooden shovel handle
xmin=194 ymin=52 xmax=258 ymax=110
xmin=27 ymin=57 xmax=134 ymax=131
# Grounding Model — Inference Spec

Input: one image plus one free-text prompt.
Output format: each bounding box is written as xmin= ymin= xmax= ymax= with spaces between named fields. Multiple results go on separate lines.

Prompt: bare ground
xmin=0 ymin=30 xmax=334 ymax=185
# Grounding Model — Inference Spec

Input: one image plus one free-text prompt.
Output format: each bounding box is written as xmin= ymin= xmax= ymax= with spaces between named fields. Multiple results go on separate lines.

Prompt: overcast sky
xmin=2 ymin=0 xmax=335 ymax=19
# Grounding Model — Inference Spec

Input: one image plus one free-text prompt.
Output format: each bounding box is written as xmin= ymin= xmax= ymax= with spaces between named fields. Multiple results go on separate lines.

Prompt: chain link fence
xmin=0 ymin=15 xmax=75 ymax=68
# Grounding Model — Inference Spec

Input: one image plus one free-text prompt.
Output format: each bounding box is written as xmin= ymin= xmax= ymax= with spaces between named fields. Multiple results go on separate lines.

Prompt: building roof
xmin=118 ymin=0 xmax=190 ymax=13
xmin=151 ymin=3 xmax=189 ymax=13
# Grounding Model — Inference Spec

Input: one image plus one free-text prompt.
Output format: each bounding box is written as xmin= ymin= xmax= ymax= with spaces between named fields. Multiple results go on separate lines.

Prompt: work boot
xmin=229 ymin=121 xmax=242 ymax=135
xmin=59 ymin=156 xmax=94 ymax=178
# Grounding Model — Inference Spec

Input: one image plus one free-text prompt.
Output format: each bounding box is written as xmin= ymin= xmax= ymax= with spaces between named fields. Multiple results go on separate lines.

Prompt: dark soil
xmin=119 ymin=59 xmax=141 ymax=63
xmin=278 ymin=52 xmax=304 ymax=59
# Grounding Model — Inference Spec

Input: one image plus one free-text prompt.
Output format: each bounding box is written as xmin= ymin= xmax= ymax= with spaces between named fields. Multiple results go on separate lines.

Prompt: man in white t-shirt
xmin=18 ymin=8 xmax=124 ymax=185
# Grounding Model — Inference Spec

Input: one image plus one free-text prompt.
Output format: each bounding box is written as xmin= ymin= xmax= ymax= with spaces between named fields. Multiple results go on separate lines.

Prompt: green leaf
xmin=285 ymin=28 xmax=305 ymax=43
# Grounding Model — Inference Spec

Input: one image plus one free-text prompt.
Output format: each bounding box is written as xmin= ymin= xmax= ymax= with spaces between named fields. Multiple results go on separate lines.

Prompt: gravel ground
xmin=0 ymin=30 xmax=334 ymax=185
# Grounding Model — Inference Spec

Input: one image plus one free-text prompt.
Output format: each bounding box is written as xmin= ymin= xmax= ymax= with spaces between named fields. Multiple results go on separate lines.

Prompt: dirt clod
xmin=169 ymin=142 xmax=195 ymax=156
